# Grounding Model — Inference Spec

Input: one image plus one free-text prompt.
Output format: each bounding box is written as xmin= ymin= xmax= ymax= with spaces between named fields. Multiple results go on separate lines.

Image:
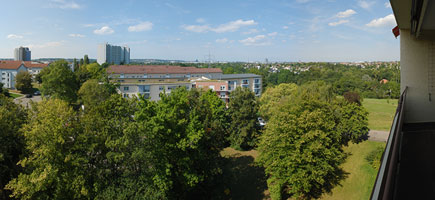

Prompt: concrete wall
xmin=401 ymin=29 xmax=435 ymax=123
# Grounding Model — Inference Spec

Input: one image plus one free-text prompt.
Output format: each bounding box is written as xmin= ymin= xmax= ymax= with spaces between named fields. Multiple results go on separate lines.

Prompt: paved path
xmin=13 ymin=95 xmax=42 ymax=108
xmin=368 ymin=130 xmax=390 ymax=142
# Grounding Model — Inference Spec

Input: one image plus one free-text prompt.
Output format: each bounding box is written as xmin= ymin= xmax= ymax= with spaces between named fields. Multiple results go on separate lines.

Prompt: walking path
xmin=368 ymin=130 xmax=390 ymax=142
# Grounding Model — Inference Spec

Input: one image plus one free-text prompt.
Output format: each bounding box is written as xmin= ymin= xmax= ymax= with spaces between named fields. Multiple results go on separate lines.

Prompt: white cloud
xmin=182 ymin=24 xmax=210 ymax=33
xmin=242 ymin=28 xmax=259 ymax=35
xmin=358 ymin=1 xmax=375 ymax=9
xmin=328 ymin=19 xmax=349 ymax=26
xmin=216 ymin=38 xmax=228 ymax=43
xmin=7 ymin=34 xmax=23 ymax=39
xmin=366 ymin=14 xmax=396 ymax=27
xmin=268 ymin=32 xmax=278 ymax=36
xmin=282 ymin=26 xmax=289 ymax=29
xmin=94 ymin=26 xmax=114 ymax=35
xmin=239 ymin=35 xmax=271 ymax=46
xmin=183 ymin=19 xmax=257 ymax=33
xmin=49 ymin=0 xmax=81 ymax=9
xmin=68 ymin=33 xmax=85 ymax=38
xmin=384 ymin=2 xmax=391 ymax=8
xmin=27 ymin=41 xmax=63 ymax=49
xmin=211 ymin=19 xmax=257 ymax=33
xmin=336 ymin=9 xmax=356 ymax=18
xmin=196 ymin=18 xmax=206 ymax=23
xmin=128 ymin=21 xmax=153 ymax=32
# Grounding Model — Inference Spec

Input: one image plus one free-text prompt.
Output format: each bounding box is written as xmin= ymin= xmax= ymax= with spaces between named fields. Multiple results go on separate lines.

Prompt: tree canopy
xmin=40 ymin=60 xmax=78 ymax=103
xmin=15 ymin=71 xmax=33 ymax=93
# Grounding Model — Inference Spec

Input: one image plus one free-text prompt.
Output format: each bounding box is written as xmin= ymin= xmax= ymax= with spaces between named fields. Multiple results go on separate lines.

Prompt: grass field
xmin=217 ymin=140 xmax=385 ymax=200
xmin=321 ymin=141 xmax=385 ymax=200
xmin=9 ymin=93 xmax=23 ymax=99
xmin=362 ymin=98 xmax=398 ymax=131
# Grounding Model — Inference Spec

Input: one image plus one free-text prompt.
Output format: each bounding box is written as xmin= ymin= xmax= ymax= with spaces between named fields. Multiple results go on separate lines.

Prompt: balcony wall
xmin=401 ymin=29 xmax=435 ymax=123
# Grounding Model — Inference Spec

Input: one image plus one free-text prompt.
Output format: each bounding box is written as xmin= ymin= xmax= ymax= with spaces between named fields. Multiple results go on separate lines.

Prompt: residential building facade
xmin=107 ymin=65 xmax=262 ymax=101
xmin=14 ymin=47 xmax=31 ymax=61
xmin=97 ymin=43 xmax=130 ymax=65
xmin=0 ymin=61 xmax=48 ymax=88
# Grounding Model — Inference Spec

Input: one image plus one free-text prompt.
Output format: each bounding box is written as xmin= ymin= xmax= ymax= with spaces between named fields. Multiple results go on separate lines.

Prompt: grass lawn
xmin=362 ymin=98 xmax=398 ymax=131
xmin=321 ymin=141 xmax=385 ymax=200
xmin=216 ymin=141 xmax=385 ymax=200
xmin=9 ymin=93 xmax=23 ymax=99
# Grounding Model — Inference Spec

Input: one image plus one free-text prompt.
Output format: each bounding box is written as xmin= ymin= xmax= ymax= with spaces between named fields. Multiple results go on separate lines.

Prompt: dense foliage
xmin=4 ymin=87 xmax=228 ymax=199
xmin=257 ymin=82 xmax=369 ymax=199
xmin=15 ymin=71 xmax=33 ymax=94
xmin=228 ymin=87 xmax=260 ymax=150
xmin=0 ymin=95 xmax=27 ymax=199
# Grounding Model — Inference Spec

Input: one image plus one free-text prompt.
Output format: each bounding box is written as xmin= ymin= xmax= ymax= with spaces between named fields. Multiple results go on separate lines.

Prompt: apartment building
xmin=14 ymin=47 xmax=31 ymax=61
xmin=97 ymin=43 xmax=130 ymax=65
xmin=0 ymin=61 xmax=48 ymax=88
xmin=107 ymin=65 xmax=262 ymax=101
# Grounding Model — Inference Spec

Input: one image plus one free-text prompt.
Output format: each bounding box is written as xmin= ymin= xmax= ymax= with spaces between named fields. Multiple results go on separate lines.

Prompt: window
xmin=143 ymin=93 xmax=150 ymax=99
xmin=220 ymin=92 xmax=226 ymax=98
xmin=242 ymin=85 xmax=249 ymax=88
xmin=120 ymin=73 xmax=124 ymax=78
xmin=159 ymin=86 xmax=164 ymax=91
xmin=166 ymin=74 xmax=170 ymax=78
xmin=255 ymin=79 xmax=260 ymax=84
xmin=209 ymin=85 xmax=215 ymax=90
xmin=123 ymin=93 xmax=129 ymax=98
xmin=220 ymin=85 xmax=226 ymax=91
xmin=254 ymin=84 xmax=261 ymax=89
xmin=242 ymin=79 xmax=249 ymax=85
xmin=143 ymin=74 xmax=147 ymax=78
xmin=124 ymin=86 xmax=129 ymax=91
xmin=254 ymin=89 xmax=261 ymax=95
xmin=117 ymin=80 xmax=125 ymax=83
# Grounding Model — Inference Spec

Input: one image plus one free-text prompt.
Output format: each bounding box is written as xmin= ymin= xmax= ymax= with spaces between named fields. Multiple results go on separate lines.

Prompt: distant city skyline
xmin=1 ymin=0 xmax=399 ymax=62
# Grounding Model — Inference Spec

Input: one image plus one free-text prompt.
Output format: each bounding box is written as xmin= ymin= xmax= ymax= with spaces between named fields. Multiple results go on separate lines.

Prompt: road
xmin=368 ymin=130 xmax=390 ymax=142
xmin=13 ymin=95 xmax=42 ymax=108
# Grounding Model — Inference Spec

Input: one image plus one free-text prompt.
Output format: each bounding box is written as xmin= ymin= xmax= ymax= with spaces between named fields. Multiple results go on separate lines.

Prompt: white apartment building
xmin=97 ymin=43 xmax=130 ymax=65
xmin=107 ymin=65 xmax=262 ymax=101
xmin=0 ymin=61 xmax=48 ymax=89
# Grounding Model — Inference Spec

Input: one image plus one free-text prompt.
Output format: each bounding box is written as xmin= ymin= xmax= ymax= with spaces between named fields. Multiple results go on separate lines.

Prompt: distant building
xmin=107 ymin=65 xmax=262 ymax=101
xmin=14 ymin=47 xmax=31 ymax=61
xmin=97 ymin=43 xmax=130 ymax=65
xmin=0 ymin=61 xmax=48 ymax=88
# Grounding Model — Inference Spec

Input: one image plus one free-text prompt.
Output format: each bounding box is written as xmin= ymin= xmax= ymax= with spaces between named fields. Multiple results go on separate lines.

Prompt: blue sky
xmin=1 ymin=0 xmax=399 ymax=62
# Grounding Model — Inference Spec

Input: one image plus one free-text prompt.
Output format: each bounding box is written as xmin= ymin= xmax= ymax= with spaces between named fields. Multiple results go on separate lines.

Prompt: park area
xmin=213 ymin=98 xmax=396 ymax=199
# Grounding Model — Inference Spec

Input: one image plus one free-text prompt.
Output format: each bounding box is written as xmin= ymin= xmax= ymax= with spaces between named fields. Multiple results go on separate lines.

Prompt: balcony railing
xmin=370 ymin=87 xmax=408 ymax=200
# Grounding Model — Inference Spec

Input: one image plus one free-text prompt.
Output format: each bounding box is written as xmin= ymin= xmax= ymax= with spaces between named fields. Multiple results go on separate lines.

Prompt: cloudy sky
xmin=1 ymin=0 xmax=399 ymax=62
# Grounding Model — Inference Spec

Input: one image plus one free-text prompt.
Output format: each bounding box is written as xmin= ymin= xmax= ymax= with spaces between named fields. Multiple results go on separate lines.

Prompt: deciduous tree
xmin=228 ymin=87 xmax=259 ymax=150
xmin=15 ymin=71 xmax=32 ymax=93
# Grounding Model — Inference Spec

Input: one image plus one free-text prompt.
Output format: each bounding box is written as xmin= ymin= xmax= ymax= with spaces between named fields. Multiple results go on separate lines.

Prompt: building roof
xmin=0 ymin=60 xmax=48 ymax=70
xmin=219 ymin=73 xmax=262 ymax=79
xmin=107 ymin=65 xmax=222 ymax=74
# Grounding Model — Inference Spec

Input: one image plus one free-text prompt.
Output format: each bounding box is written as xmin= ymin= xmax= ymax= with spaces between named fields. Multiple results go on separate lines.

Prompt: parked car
xmin=25 ymin=94 xmax=33 ymax=98
xmin=258 ymin=117 xmax=266 ymax=127
xmin=34 ymin=91 xmax=41 ymax=96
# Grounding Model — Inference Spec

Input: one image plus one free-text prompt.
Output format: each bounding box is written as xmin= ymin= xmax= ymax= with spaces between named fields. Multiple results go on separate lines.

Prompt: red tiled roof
xmin=107 ymin=65 xmax=222 ymax=74
xmin=0 ymin=60 xmax=49 ymax=70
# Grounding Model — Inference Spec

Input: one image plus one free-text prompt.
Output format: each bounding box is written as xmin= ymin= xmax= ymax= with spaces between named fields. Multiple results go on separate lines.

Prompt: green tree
xmin=257 ymin=82 xmax=369 ymax=199
xmin=84 ymin=55 xmax=89 ymax=65
xmin=259 ymin=83 xmax=298 ymax=120
xmin=15 ymin=71 xmax=33 ymax=93
xmin=79 ymin=58 xmax=84 ymax=66
xmin=0 ymin=95 xmax=26 ymax=199
xmin=73 ymin=58 xmax=78 ymax=72
xmin=228 ymin=87 xmax=259 ymax=150
xmin=6 ymin=99 xmax=88 ymax=199
xmin=0 ymin=83 xmax=10 ymax=97
xmin=40 ymin=60 xmax=78 ymax=103
xmin=77 ymin=79 xmax=114 ymax=107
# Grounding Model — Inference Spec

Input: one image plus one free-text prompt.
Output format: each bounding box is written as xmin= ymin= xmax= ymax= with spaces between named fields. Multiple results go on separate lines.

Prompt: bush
xmin=366 ymin=146 xmax=385 ymax=170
